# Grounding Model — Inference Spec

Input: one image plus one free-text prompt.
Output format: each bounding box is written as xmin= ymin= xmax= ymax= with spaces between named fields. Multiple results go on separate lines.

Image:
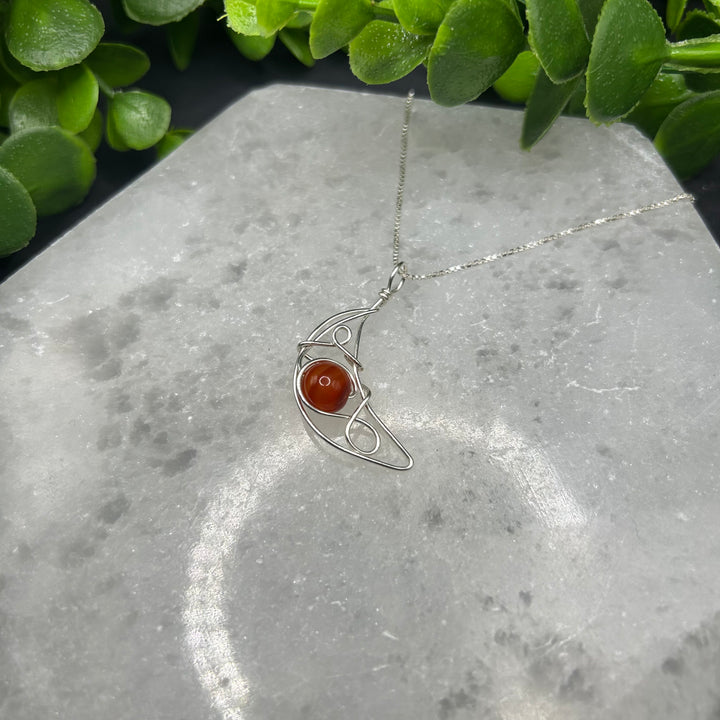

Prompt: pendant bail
xmin=387 ymin=261 xmax=407 ymax=291
xmin=372 ymin=261 xmax=407 ymax=310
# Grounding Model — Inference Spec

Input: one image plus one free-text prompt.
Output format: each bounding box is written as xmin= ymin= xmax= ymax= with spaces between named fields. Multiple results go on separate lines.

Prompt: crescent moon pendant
xmin=294 ymin=267 xmax=414 ymax=471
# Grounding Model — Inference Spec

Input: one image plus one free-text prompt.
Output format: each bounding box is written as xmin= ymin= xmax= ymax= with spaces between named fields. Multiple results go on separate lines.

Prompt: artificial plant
xmin=1 ymin=0 xmax=719 ymax=258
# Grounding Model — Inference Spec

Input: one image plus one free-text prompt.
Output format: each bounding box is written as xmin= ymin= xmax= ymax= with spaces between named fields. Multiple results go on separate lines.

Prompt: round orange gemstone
xmin=300 ymin=360 xmax=353 ymax=413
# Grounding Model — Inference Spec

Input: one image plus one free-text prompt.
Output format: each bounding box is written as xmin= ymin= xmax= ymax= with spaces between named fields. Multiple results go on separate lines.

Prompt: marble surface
xmin=1 ymin=85 xmax=720 ymax=720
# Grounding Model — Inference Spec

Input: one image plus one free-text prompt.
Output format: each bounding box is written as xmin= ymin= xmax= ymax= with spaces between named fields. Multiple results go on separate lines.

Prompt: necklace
xmin=293 ymin=91 xmax=693 ymax=471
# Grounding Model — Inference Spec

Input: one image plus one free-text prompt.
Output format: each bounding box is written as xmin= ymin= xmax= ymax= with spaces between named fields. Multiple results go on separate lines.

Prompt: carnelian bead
xmin=300 ymin=360 xmax=353 ymax=413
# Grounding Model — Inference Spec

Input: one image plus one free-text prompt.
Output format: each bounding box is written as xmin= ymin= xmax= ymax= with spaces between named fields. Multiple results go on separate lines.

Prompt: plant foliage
xmin=1 ymin=0 xmax=720 ymax=257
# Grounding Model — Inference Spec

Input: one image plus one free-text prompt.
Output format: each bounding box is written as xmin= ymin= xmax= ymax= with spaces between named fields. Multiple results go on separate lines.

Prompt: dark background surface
xmin=1 ymin=5 xmax=719 ymax=285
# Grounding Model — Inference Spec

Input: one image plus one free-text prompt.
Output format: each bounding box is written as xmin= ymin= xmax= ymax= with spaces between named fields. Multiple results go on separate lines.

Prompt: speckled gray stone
xmin=1 ymin=85 xmax=719 ymax=720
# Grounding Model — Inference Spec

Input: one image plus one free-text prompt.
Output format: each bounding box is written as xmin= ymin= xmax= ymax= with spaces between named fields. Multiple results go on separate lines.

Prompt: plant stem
xmin=668 ymin=38 xmax=720 ymax=68
xmin=371 ymin=1 xmax=399 ymax=21
xmin=293 ymin=0 xmax=398 ymax=22
xmin=96 ymin=75 xmax=115 ymax=99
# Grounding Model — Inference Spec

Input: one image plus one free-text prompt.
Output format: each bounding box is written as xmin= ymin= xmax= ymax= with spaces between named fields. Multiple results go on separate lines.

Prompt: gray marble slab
xmin=1 ymin=85 xmax=719 ymax=720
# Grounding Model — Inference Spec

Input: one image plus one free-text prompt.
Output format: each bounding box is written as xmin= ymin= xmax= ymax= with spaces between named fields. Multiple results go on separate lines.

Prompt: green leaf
xmin=667 ymin=0 xmax=688 ymax=31
xmin=577 ymin=0 xmax=605 ymax=35
xmin=0 ymin=126 xmax=96 ymax=215
xmin=279 ymin=28 xmax=315 ymax=66
xmin=585 ymin=0 xmax=668 ymax=123
xmin=521 ymin=69 xmax=581 ymax=147
xmin=285 ymin=11 xmax=312 ymax=28
xmin=309 ymin=0 xmax=374 ymax=59
xmin=108 ymin=0 xmax=145 ymax=33
xmin=167 ymin=8 xmax=201 ymax=70
xmin=0 ymin=63 xmax=19 ymax=126
xmin=0 ymin=89 xmax=14 ymax=129
xmin=393 ymin=0 xmax=453 ymax=35
xmin=626 ymin=72 xmax=695 ymax=136
xmin=256 ymin=0 xmax=297 ymax=34
xmin=156 ymin=128 xmax=193 ymax=159
xmin=685 ymin=69 xmax=720 ymax=91
xmin=105 ymin=106 xmax=129 ymax=151
xmin=224 ymin=0 xmax=264 ymax=36
xmin=564 ymin=76 xmax=587 ymax=115
xmin=0 ymin=35 xmax=38 ymax=83
xmin=675 ymin=10 xmax=720 ymax=41
xmin=8 ymin=77 xmax=59 ymax=134
xmin=526 ymin=0 xmax=590 ymax=82
xmin=78 ymin=107 xmax=103 ymax=151
xmin=86 ymin=43 xmax=151 ymax=88
xmin=0 ymin=165 xmax=36 ymax=257
xmin=107 ymin=90 xmax=172 ymax=150
xmin=427 ymin=0 xmax=525 ymax=106
xmin=349 ymin=21 xmax=432 ymax=84
xmin=122 ymin=0 xmax=204 ymax=25
xmin=654 ymin=90 xmax=720 ymax=177
xmin=57 ymin=63 xmax=98 ymax=133
xmin=5 ymin=0 xmax=104 ymax=71
xmin=705 ymin=0 xmax=720 ymax=18
xmin=228 ymin=29 xmax=277 ymax=60
xmin=493 ymin=50 xmax=540 ymax=104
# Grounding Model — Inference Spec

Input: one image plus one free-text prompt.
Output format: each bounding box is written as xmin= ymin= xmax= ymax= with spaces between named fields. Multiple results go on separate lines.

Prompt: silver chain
xmin=391 ymin=90 xmax=694 ymax=282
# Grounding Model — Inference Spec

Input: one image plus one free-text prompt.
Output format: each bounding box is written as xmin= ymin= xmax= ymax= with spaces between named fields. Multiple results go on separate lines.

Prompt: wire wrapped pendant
xmin=294 ymin=264 xmax=413 ymax=470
